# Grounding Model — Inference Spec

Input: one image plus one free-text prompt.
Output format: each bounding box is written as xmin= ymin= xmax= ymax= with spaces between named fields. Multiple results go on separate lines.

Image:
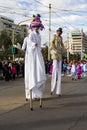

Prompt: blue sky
xmin=0 ymin=0 xmax=87 ymax=43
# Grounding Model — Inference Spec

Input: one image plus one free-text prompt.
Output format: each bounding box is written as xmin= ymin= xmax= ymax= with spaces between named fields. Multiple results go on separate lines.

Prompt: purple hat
xmin=29 ymin=14 xmax=44 ymax=30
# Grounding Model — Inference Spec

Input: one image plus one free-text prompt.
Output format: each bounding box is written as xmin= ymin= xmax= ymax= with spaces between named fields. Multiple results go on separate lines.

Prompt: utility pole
xmin=12 ymin=28 xmax=15 ymax=61
xmin=48 ymin=3 xmax=51 ymax=60
xmin=12 ymin=18 xmax=32 ymax=61
xmin=67 ymin=33 xmax=69 ymax=63
xmin=81 ymin=37 xmax=83 ymax=60
xmin=81 ymin=30 xmax=83 ymax=60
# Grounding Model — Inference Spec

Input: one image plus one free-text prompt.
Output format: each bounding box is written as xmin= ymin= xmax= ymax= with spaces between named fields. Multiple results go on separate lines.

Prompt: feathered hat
xmin=29 ymin=14 xmax=44 ymax=30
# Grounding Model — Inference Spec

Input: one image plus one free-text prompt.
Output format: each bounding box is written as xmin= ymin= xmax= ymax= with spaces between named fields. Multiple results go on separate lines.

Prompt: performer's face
xmin=34 ymin=27 xmax=39 ymax=32
xmin=57 ymin=30 xmax=62 ymax=36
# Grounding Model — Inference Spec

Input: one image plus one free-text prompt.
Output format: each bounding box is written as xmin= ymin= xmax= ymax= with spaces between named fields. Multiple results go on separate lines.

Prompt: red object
xmin=50 ymin=65 xmax=53 ymax=74
xmin=11 ymin=67 xmax=16 ymax=74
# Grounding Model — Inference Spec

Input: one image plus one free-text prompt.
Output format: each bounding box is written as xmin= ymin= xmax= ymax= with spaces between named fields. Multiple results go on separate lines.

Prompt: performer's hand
xmin=19 ymin=49 xmax=23 ymax=53
xmin=35 ymin=43 xmax=38 ymax=46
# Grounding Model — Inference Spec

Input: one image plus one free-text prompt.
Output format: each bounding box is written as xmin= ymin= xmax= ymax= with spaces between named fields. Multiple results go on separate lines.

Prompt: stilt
xmin=30 ymin=89 xmax=33 ymax=111
xmin=40 ymin=98 xmax=42 ymax=108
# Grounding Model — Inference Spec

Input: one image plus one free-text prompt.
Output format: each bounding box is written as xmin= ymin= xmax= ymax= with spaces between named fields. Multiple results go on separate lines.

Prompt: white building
xmin=64 ymin=29 xmax=87 ymax=59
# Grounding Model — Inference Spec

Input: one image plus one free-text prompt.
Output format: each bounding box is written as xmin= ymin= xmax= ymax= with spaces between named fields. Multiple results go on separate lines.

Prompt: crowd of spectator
xmin=0 ymin=59 xmax=24 ymax=81
xmin=0 ymin=58 xmax=87 ymax=81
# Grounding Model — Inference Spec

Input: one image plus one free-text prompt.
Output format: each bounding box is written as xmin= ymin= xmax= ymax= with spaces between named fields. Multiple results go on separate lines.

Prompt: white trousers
xmin=51 ymin=60 xmax=62 ymax=95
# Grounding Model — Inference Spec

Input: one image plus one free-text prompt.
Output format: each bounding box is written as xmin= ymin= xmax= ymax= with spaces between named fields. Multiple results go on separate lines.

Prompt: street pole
xmin=12 ymin=29 xmax=15 ymax=61
xmin=67 ymin=33 xmax=69 ymax=63
xmin=48 ymin=3 xmax=51 ymax=60
xmin=12 ymin=18 xmax=32 ymax=61
xmin=81 ymin=35 xmax=83 ymax=60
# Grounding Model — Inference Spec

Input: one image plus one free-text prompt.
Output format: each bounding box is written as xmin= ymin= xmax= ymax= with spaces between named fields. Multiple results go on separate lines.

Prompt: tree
xmin=0 ymin=29 xmax=12 ymax=48
xmin=69 ymin=53 xmax=80 ymax=61
xmin=14 ymin=33 xmax=24 ymax=58
xmin=0 ymin=30 xmax=25 ymax=60
xmin=0 ymin=29 xmax=12 ymax=59
xmin=15 ymin=33 xmax=24 ymax=46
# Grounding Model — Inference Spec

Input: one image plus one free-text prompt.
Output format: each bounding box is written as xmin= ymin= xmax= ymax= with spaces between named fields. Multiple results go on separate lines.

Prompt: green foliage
xmin=0 ymin=29 xmax=11 ymax=48
xmin=15 ymin=33 xmax=24 ymax=46
xmin=69 ymin=53 xmax=80 ymax=61
xmin=84 ymin=54 xmax=87 ymax=59
xmin=0 ymin=29 xmax=24 ymax=60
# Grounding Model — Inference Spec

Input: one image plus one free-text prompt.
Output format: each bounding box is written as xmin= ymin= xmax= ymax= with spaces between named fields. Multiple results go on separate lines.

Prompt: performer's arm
xmin=60 ymin=37 xmax=65 ymax=52
xmin=49 ymin=34 xmax=57 ymax=53
xmin=22 ymin=37 xmax=27 ymax=51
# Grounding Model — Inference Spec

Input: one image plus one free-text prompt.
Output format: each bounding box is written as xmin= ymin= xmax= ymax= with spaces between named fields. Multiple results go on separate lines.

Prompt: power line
xmin=53 ymin=11 xmax=77 ymax=29
xmin=33 ymin=0 xmax=49 ymax=8
xmin=0 ymin=5 xmax=26 ymax=11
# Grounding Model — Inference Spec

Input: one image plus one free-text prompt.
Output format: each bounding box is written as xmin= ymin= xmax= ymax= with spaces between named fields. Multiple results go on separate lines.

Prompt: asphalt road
xmin=0 ymin=75 xmax=87 ymax=130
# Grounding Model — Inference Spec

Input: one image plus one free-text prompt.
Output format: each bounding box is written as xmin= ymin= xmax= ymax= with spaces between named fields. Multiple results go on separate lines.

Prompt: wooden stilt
xmin=30 ymin=89 xmax=33 ymax=111
xmin=40 ymin=98 xmax=42 ymax=108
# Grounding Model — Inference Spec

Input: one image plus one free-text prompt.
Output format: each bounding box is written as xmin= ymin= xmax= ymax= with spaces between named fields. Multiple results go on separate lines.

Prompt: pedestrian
xmin=22 ymin=14 xmax=46 ymax=110
xmin=49 ymin=63 xmax=53 ymax=74
xmin=49 ymin=27 xmax=64 ymax=96
xmin=82 ymin=61 xmax=87 ymax=77
xmin=0 ymin=59 xmax=3 ymax=80
xmin=11 ymin=63 xmax=17 ymax=80
xmin=8 ymin=62 xmax=12 ymax=80
xmin=77 ymin=61 xmax=82 ymax=79
xmin=71 ymin=60 xmax=77 ymax=80
xmin=62 ymin=60 xmax=67 ymax=76
xmin=4 ymin=63 xmax=10 ymax=81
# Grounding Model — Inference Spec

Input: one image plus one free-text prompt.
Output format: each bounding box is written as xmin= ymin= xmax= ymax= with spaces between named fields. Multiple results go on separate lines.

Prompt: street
xmin=0 ymin=75 xmax=87 ymax=130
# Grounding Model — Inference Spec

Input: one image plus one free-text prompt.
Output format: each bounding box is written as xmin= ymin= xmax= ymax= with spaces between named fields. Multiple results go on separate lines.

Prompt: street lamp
xmin=67 ymin=33 xmax=69 ymax=63
xmin=12 ymin=18 xmax=32 ymax=61
xmin=48 ymin=3 xmax=51 ymax=60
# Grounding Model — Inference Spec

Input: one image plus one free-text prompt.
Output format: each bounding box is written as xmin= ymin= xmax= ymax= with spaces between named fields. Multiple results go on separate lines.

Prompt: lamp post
xmin=12 ymin=29 xmax=15 ymax=61
xmin=81 ymin=34 xmax=83 ymax=60
xmin=48 ymin=3 xmax=51 ymax=60
xmin=62 ymin=26 xmax=70 ymax=63
xmin=67 ymin=33 xmax=69 ymax=63
xmin=12 ymin=18 xmax=31 ymax=61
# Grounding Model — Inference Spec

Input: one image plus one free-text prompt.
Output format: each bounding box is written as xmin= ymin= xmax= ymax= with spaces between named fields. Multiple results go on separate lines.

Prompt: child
xmin=77 ymin=61 xmax=82 ymax=79
xmin=11 ymin=64 xmax=16 ymax=80
xmin=71 ymin=60 xmax=77 ymax=80
xmin=49 ymin=63 xmax=53 ymax=75
xmin=82 ymin=61 xmax=87 ymax=77
xmin=63 ymin=61 xmax=67 ymax=76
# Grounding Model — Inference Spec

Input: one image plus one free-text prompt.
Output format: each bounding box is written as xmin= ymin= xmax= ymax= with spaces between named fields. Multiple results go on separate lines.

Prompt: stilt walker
xmin=22 ymin=14 xmax=46 ymax=110
xmin=49 ymin=28 xmax=64 ymax=96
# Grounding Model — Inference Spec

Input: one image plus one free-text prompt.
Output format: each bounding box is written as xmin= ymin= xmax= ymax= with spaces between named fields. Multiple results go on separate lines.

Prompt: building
xmin=0 ymin=15 xmax=27 ymax=37
xmin=64 ymin=29 xmax=87 ymax=60
xmin=0 ymin=15 xmax=13 ymax=33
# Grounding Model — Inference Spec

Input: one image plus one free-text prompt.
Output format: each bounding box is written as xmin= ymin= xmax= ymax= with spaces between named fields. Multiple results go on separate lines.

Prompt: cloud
xmin=0 ymin=0 xmax=87 ymax=43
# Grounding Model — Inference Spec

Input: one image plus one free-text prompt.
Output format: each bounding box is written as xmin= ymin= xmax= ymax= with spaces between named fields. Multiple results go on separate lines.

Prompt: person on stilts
xmin=22 ymin=14 xmax=46 ymax=110
xmin=50 ymin=27 xmax=64 ymax=96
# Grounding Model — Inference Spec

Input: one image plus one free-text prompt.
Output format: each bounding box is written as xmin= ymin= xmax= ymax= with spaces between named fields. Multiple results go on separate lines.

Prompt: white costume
xmin=71 ymin=64 xmax=77 ymax=80
xmin=22 ymin=31 xmax=46 ymax=99
xmin=51 ymin=60 xmax=62 ymax=95
xmin=71 ymin=64 xmax=76 ymax=74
